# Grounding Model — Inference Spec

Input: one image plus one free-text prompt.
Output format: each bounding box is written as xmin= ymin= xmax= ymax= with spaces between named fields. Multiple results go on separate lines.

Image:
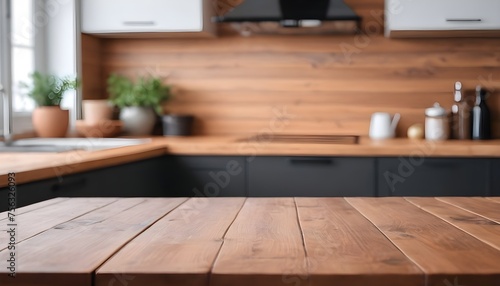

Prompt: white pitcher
xmin=369 ymin=112 xmax=401 ymax=139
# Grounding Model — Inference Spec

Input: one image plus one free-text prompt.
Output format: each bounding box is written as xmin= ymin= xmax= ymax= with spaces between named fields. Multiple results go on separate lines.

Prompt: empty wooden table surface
xmin=1 ymin=197 xmax=500 ymax=286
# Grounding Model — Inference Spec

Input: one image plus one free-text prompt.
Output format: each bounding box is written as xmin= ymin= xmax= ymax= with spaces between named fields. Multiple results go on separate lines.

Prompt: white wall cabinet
xmin=81 ymin=0 xmax=215 ymax=36
xmin=385 ymin=0 xmax=500 ymax=37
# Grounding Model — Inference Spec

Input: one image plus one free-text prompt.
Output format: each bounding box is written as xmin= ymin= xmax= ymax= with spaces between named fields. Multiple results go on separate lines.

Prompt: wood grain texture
xmin=2 ymin=197 xmax=500 ymax=286
xmin=487 ymin=197 xmax=500 ymax=203
xmin=81 ymin=34 xmax=104 ymax=99
xmin=83 ymin=0 xmax=500 ymax=137
xmin=0 ymin=197 xmax=69 ymax=220
xmin=407 ymin=197 xmax=500 ymax=251
xmin=346 ymin=197 xmax=500 ymax=286
xmin=210 ymin=198 xmax=307 ymax=286
xmin=0 ymin=198 xmax=186 ymax=286
xmin=296 ymin=198 xmax=424 ymax=286
xmin=436 ymin=197 xmax=500 ymax=224
xmin=89 ymin=30 xmax=500 ymax=137
xmin=0 ymin=198 xmax=117 ymax=250
xmin=96 ymin=198 xmax=246 ymax=286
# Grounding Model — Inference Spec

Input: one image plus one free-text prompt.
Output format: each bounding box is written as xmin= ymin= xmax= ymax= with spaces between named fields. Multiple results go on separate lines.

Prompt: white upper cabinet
xmin=385 ymin=0 xmax=500 ymax=37
xmin=81 ymin=0 xmax=215 ymax=36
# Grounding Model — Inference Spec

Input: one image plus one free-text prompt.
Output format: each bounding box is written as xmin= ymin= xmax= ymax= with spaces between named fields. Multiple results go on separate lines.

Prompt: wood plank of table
xmin=0 ymin=197 xmax=186 ymax=286
xmin=346 ymin=197 xmax=500 ymax=286
xmin=0 ymin=197 xmax=117 ymax=251
xmin=487 ymin=197 xmax=500 ymax=204
xmin=0 ymin=197 xmax=70 ymax=220
xmin=296 ymin=198 xmax=424 ymax=286
xmin=437 ymin=197 xmax=500 ymax=224
xmin=210 ymin=198 xmax=307 ymax=286
xmin=96 ymin=197 xmax=246 ymax=286
xmin=407 ymin=197 xmax=500 ymax=251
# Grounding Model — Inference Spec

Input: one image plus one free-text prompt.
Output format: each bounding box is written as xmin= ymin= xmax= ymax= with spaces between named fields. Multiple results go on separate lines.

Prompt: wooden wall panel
xmin=81 ymin=34 xmax=104 ymax=99
xmin=81 ymin=0 xmax=500 ymax=137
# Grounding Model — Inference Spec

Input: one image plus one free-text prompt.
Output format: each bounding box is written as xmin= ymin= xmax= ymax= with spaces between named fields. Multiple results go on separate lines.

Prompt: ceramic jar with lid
xmin=425 ymin=102 xmax=449 ymax=141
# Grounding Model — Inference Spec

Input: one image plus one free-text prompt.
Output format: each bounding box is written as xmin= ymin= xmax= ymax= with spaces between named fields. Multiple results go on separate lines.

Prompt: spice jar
xmin=425 ymin=102 xmax=449 ymax=141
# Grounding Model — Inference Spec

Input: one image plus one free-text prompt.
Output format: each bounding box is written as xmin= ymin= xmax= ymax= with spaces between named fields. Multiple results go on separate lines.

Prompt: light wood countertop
xmin=1 ymin=136 xmax=500 ymax=187
xmin=2 ymin=197 xmax=500 ymax=286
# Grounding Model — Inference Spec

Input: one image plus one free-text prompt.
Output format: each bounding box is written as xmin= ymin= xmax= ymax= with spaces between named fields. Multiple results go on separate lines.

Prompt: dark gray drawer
xmin=378 ymin=158 xmax=489 ymax=196
xmin=248 ymin=157 xmax=375 ymax=197
xmin=0 ymin=177 xmax=58 ymax=212
xmin=166 ymin=156 xmax=246 ymax=197
xmin=0 ymin=157 xmax=170 ymax=212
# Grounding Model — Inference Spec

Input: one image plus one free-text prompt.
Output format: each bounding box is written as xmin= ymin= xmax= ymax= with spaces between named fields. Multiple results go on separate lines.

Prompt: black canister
xmin=162 ymin=114 xmax=194 ymax=136
xmin=472 ymin=86 xmax=491 ymax=140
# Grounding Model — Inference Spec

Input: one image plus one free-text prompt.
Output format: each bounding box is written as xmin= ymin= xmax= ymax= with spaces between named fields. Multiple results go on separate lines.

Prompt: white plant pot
xmin=119 ymin=107 xmax=156 ymax=136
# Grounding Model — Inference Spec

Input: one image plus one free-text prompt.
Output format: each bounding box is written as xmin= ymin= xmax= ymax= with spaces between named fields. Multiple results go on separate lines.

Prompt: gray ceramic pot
xmin=120 ymin=106 xmax=156 ymax=136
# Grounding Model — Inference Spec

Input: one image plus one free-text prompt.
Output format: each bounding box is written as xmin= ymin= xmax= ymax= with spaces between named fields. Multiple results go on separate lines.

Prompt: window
xmin=1 ymin=0 xmax=45 ymax=135
xmin=11 ymin=0 xmax=36 ymax=112
xmin=1 ymin=0 xmax=78 ymax=135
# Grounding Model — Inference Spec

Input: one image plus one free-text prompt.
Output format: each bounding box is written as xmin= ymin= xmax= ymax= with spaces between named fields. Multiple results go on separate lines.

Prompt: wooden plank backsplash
xmin=82 ymin=0 xmax=500 ymax=137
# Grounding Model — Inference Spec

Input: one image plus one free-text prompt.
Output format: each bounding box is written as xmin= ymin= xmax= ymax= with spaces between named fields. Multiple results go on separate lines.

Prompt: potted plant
xmin=107 ymin=74 xmax=171 ymax=136
xmin=21 ymin=72 xmax=79 ymax=138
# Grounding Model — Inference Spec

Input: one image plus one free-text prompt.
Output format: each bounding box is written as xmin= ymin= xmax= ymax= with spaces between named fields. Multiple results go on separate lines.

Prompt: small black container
xmin=162 ymin=114 xmax=194 ymax=136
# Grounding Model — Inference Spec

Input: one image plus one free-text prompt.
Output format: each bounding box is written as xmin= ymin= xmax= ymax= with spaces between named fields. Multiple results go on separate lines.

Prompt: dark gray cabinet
xmin=52 ymin=156 xmax=168 ymax=197
xmin=492 ymin=160 xmax=500 ymax=196
xmin=0 ymin=156 xmax=168 ymax=212
xmin=0 ymin=177 xmax=59 ymax=212
xmin=2 ymin=154 xmax=499 ymax=212
xmin=248 ymin=156 xmax=376 ymax=197
xmin=378 ymin=157 xmax=489 ymax=196
xmin=165 ymin=156 xmax=246 ymax=197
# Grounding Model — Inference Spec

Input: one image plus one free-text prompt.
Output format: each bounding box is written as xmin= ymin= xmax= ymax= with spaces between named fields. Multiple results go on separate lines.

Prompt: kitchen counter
xmin=1 ymin=197 xmax=499 ymax=286
xmin=1 ymin=136 xmax=500 ymax=187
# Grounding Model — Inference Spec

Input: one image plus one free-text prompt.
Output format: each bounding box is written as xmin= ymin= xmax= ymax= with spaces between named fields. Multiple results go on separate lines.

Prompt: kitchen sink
xmin=0 ymin=138 xmax=152 ymax=153
xmin=238 ymin=134 xmax=359 ymax=144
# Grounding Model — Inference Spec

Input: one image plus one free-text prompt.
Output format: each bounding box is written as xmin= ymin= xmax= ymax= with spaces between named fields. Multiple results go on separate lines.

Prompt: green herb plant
xmin=20 ymin=71 xmax=79 ymax=106
xmin=107 ymin=74 xmax=171 ymax=115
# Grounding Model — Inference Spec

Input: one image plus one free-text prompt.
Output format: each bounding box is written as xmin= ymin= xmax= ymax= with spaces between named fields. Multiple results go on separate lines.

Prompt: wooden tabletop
xmin=1 ymin=197 xmax=500 ymax=286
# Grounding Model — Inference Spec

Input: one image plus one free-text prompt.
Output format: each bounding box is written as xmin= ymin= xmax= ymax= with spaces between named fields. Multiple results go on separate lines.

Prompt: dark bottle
xmin=472 ymin=86 xmax=491 ymax=140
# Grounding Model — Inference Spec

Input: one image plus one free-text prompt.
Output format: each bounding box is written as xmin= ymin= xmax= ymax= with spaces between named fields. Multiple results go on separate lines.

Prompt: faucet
xmin=1 ymin=83 xmax=13 ymax=146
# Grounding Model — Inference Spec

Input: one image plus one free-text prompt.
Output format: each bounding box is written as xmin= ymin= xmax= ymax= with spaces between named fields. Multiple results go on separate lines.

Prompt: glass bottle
xmin=472 ymin=86 xmax=491 ymax=140
xmin=451 ymin=82 xmax=471 ymax=139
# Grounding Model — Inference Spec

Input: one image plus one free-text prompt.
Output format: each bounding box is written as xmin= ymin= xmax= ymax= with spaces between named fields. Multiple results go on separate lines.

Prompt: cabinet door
xmin=52 ymin=156 xmax=169 ymax=197
xmin=0 ymin=157 xmax=170 ymax=212
xmin=0 ymin=177 xmax=58 ymax=212
xmin=378 ymin=158 xmax=489 ymax=196
xmin=81 ymin=0 xmax=204 ymax=33
xmin=386 ymin=0 xmax=500 ymax=32
xmin=248 ymin=157 xmax=376 ymax=197
xmin=165 ymin=156 xmax=246 ymax=197
xmin=492 ymin=160 xmax=500 ymax=196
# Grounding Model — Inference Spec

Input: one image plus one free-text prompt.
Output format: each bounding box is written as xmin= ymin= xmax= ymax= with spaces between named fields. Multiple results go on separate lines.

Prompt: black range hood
xmin=214 ymin=0 xmax=361 ymax=28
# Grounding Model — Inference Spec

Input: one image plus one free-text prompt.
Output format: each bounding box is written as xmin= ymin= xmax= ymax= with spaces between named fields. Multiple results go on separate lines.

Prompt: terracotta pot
xmin=32 ymin=106 xmax=69 ymax=138
xmin=82 ymin=100 xmax=113 ymax=125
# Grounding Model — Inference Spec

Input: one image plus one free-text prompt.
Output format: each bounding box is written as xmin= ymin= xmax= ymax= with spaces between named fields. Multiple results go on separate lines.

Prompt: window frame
xmin=1 ymin=0 xmax=47 ymax=134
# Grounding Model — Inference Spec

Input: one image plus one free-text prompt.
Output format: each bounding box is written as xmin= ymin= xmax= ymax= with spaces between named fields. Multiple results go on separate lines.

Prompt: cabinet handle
xmin=446 ymin=18 xmax=482 ymax=22
xmin=123 ymin=21 xmax=156 ymax=26
xmin=51 ymin=178 xmax=88 ymax=192
xmin=289 ymin=157 xmax=333 ymax=166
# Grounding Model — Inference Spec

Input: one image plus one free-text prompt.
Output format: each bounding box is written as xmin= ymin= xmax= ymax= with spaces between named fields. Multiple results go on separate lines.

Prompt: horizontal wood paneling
xmin=81 ymin=0 xmax=500 ymax=137
xmin=81 ymin=34 xmax=104 ymax=100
